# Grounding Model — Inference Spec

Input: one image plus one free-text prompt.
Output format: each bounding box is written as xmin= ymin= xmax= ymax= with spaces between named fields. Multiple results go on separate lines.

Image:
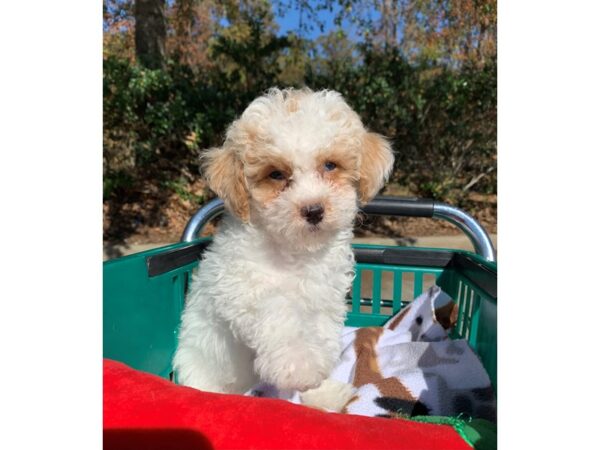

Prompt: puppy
xmin=173 ymin=88 xmax=394 ymax=408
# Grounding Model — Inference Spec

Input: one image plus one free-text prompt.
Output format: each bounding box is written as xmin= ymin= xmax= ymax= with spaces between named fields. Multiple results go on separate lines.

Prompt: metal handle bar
xmin=181 ymin=196 xmax=496 ymax=262
xmin=181 ymin=197 xmax=225 ymax=243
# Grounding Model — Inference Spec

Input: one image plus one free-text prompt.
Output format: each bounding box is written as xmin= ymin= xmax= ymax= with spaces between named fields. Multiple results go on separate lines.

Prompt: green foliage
xmin=210 ymin=4 xmax=291 ymax=93
xmin=103 ymin=170 xmax=134 ymax=199
xmin=103 ymin=56 xmax=240 ymax=199
xmin=162 ymin=178 xmax=205 ymax=204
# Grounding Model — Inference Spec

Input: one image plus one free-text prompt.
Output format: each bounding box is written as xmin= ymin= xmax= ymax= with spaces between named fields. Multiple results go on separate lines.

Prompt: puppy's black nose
xmin=301 ymin=203 xmax=324 ymax=225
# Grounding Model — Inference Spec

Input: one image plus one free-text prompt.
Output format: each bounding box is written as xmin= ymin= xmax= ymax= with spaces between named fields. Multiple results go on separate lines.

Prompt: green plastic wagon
xmin=104 ymin=195 xmax=497 ymax=406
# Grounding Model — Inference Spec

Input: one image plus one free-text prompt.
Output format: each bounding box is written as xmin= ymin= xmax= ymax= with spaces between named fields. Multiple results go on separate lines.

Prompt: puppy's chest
xmin=259 ymin=250 xmax=354 ymax=301
xmin=274 ymin=263 xmax=350 ymax=293
xmin=203 ymin=237 xmax=355 ymax=310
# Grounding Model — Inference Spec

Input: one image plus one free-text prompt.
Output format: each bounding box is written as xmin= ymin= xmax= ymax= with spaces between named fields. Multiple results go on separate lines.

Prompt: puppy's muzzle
xmin=301 ymin=203 xmax=324 ymax=225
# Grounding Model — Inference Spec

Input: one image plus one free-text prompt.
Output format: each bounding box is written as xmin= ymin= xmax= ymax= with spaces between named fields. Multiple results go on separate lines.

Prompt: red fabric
xmin=104 ymin=359 xmax=470 ymax=450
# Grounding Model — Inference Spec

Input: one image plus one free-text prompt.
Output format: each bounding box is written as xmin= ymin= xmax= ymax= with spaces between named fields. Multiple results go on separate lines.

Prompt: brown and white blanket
xmin=247 ymin=285 xmax=496 ymax=422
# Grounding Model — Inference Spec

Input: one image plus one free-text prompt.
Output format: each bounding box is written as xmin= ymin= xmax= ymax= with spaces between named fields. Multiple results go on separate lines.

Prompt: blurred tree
xmin=284 ymin=0 xmax=496 ymax=67
xmin=277 ymin=33 xmax=313 ymax=87
xmin=169 ymin=0 xmax=216 ymax=67
xmin=209 ymin=1 xmax=290 ymax=95
xmin=378 ymin=0 xmax=401 ymax=47
xmin=308 ymin=30 xmax=357 ymax=86
xmin=135 ymin=0 xmax=167 ymax=69
xmin=104 ymin=0 xmax=135 ymax=61
xmin=402 ymin=0 xmax=497 ymax=67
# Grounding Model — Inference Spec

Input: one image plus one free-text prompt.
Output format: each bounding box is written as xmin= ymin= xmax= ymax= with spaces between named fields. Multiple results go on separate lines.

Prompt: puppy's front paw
xmin=300 ymin=379 xmax=356 ymax=412
xmin=255 ymin=347 xmax=331 ymax=392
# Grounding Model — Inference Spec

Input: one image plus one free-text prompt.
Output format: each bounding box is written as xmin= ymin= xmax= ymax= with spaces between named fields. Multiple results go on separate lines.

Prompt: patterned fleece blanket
xmin=247 ymin=285 xmax=496 ymax=422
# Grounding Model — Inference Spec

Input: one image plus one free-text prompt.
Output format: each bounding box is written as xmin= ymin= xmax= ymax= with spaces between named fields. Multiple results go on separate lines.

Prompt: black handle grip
xmin=360 ymin=196 xmax=435 ymax=217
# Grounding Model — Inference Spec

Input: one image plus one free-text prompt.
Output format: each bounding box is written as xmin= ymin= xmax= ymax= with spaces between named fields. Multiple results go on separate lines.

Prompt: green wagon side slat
xmin=468 ymin=294 xmax=481 ymax=349
xmin=459 ymin=284 xmax=468 ymax=338
xmin=466 ymin=285 xmax=474 ymax=339
xmin=393 ymin=270 xmax=402 ymax=313
xmin=464 ymin=286 xmax=474 ymax=339
xmin=463 ymin=289 xmax=471 ymax=339
xmin=372 ymin=270 xmax=382 ymax=314
xmin=455 ymin=280 xmax=466 ymax=338
xmin=413 ymin=272 xmax=423 ymax=299
xmin=352 ymin=268 xmax=362 ymax=313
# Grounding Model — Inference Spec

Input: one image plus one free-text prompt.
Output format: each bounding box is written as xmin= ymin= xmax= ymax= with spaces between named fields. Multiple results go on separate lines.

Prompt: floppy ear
xmin=358 ymin=132 xmax=395 ymax=204
xmin=201 ymin=145 xmax=250 ymax=222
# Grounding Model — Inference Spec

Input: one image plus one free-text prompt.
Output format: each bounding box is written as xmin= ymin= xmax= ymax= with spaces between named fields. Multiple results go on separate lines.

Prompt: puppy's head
xmin=202 ymin=88 xmax=394 ymax=251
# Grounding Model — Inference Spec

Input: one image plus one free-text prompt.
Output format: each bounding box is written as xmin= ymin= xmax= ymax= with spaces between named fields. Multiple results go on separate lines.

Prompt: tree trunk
xmin=135 ymin=0 xmax=167 ymax=69
xmin=380 ymin=0 xmax=399 ymax=48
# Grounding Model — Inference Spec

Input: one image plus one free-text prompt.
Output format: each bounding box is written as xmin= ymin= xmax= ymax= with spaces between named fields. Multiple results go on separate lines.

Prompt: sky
xmin=274 ymin=2 xmax=402 ymax=44
xmin=273 ymin=2 xmax=367 ymax=42
xmin=275 ymin=3 xmax=340 ymax=39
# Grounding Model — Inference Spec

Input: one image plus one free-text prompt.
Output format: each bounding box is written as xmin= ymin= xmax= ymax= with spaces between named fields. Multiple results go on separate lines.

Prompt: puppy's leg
xmin=300 ymin=378 xmax=356 ymax=412
xmin=253 ymin=341 xmax=329 ymax=392
xmin=231 ymin=295 xmax=342 ymax=392
xmin=174 ymin=317 xmax=258 ymax=393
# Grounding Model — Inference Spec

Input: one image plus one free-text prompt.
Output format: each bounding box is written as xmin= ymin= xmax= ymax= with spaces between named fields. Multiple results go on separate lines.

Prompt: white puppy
xmin=173 ymin=88 xmax=394 ymax=408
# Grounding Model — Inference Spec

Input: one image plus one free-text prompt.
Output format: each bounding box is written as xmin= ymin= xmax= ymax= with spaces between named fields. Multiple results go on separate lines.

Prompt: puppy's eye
xmin=324 ymin=161 xmax=337 ymax=171
xmin=269 ymin=170 xmax=286 ymax=180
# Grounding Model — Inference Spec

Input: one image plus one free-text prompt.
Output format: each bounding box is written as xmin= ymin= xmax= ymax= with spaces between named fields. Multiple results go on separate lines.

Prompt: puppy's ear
xmin=358 ymin=132 xmax=395 ymax=204
xmin=201 ymin=145 xmax=250 ymax=222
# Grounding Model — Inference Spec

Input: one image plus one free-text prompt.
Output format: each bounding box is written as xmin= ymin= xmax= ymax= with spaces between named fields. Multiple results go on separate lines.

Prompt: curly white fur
xmin=173 ymin=88 xmax=394 ymax=404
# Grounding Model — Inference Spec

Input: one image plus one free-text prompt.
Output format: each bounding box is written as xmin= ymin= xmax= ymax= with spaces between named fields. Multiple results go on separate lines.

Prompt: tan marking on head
xmin=324 ymin=170 xmax=359 ymax=191
xmin=283 ymin=87 xmax=312 ymax=113
xmin=244 ymin=149 xmax=292 ymax=180
xmin=201 ymin=145 xmax=249 ymax=222
xmin=249 ymin=177 xmax=290 ymax=208
xmin=243 ymin=149 xmax=293 ymax=208
xmin=358 ymin=132 xmax=395 ymax=204
xmin=316 ymin=145 xmax=360 ymax=189
xmin=286 ymin=97 xmax=299 ymax=113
